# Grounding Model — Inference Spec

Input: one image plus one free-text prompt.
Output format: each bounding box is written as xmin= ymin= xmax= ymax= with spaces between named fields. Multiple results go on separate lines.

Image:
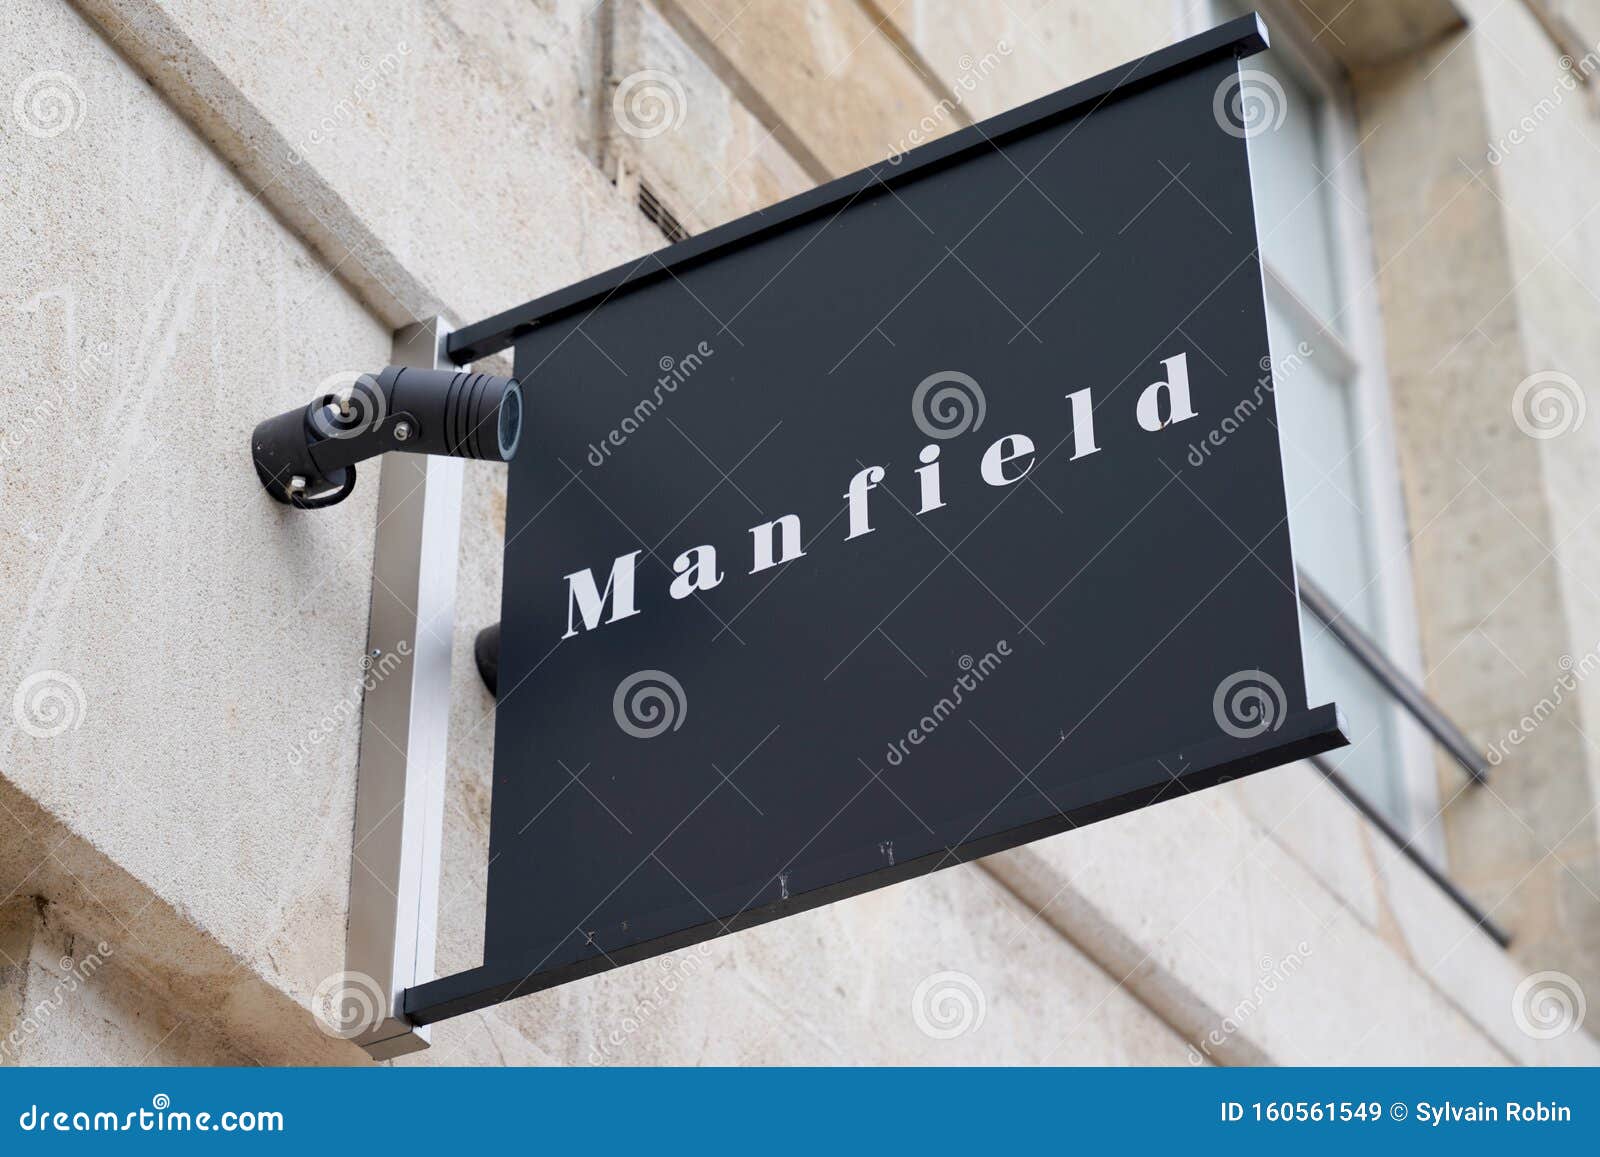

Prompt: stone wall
xmin=0 ymin=0 xmax=1595 ymax=1065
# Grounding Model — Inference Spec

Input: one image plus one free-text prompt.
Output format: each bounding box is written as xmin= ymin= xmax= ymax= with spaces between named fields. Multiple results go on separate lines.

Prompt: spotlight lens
xmin=498 ymin=382 xmax=523 ymax=461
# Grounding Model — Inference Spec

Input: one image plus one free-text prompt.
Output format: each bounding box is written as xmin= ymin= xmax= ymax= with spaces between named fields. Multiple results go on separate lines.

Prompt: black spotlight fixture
xmin=251 ymin=366 xmax=522 ymax=508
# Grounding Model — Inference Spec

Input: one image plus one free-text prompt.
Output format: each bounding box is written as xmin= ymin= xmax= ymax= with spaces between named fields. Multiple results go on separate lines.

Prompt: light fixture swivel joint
xmin=251 ymin=366 xmax=522 ymax=508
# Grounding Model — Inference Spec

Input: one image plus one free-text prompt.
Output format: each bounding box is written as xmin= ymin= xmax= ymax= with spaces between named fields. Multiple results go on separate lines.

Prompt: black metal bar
xmin=443 ymin=13 xmax=1270 ymax=364
xmin=1310 ymin=754 xmax=1511 ymax=948
xmin=1297 ymin=569 xmax=1488 ymax=784
xmin=405 ymin=704 xmax=1349 ymax=1024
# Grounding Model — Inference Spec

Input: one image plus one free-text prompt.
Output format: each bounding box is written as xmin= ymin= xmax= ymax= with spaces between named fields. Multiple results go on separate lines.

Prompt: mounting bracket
xmin=342 ymin=318 xmax=461 ymax=1059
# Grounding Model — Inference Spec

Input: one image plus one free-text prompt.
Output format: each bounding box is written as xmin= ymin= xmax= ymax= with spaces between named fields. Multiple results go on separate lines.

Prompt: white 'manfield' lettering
xmin=561 ymin=352 xmax=1202 ymax=638
xmin=750 ymin=515 xmax=805 ymax=574
xmin=562 ymin=550 xmax=642 ymax=638
xmin=1136 ymin=353 xmax=1196 ymax=431
xmin=980 ymin=434 xmax=1036 ymax=486
xmin=844 ymin=466 xmax=885 ymax=540
xmin=670 ymin=545 xmax=723 ymax=599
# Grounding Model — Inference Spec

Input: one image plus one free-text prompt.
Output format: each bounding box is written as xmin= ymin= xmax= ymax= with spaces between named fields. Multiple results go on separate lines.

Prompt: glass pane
xmin=1267 ymin=301 xmax=1381 ymax=634
xmin=1215 ymin=1 xmax=1416 ymax=835
xmin=1269 ymin=297 xmax=1405 ymax=829
xmin=1246 ymin=63 xmax=1342 ymax=323
xmin=1300 ymin=603 xmax=1405 ymax=824
xmin=1216 ymin=2 xmax=1344 ymax=325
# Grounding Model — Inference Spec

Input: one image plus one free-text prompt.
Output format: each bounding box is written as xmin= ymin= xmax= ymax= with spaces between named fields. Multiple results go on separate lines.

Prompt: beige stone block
xmin=1 ymin=0 xmax=402 ymax=1033
xmin=0 ymin=0 xmax=667 ymax=1062
xmin=1526 ymin=0 xmax=1600 ymax=60
xmin=1227 ymin=765 xmax=1385 ymax=930
xmin=0 ymin=769 xmax=367 ymax=1064
xmin=606 ymin=0 xmax=817 ymax=230
xmin=653 ymin=0 xmax=955 ymax=176
xmin=68 ymin=0 xmax=662 ymax=328
xmin=0 ymin=899 xmax=247 ymax=1065
xmin=433 ymin=0 xmax=595 ymax=139
xmin=1354 ymin=13 xmax=1600 ymax=998
xmin=1367 ymin=825 xmax=1600 ymax=1063
xmin=1285 ymin=0 xmax=1463 ymax=68
xmin=985 ymin=788 xmax=1535 ymax=1064
xmin=873 ymin=0 xmax=1178 ymax=123
xmin=407 ymin=859 xmax=1193 ymax=1066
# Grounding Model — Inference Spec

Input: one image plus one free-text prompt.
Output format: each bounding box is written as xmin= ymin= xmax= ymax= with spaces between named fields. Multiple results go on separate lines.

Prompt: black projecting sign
xmin=407 ymin=13 xmax=1346 ymax=1023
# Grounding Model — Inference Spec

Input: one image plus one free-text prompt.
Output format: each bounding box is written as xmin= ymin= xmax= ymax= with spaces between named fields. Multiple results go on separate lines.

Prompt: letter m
xmin=562 ymin=551 xmax=643 ymax=639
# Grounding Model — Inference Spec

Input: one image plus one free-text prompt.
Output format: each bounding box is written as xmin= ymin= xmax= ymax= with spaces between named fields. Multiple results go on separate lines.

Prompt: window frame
xmin=1186 ymin=0 xmax=1445 ymax=858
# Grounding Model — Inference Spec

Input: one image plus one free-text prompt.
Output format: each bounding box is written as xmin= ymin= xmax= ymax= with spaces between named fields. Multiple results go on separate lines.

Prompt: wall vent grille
xmin=638 ymin=179 xmax=690 ymax=244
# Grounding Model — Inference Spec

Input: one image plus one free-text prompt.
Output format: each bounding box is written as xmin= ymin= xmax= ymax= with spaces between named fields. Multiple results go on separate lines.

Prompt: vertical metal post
xmin=344 ymin=318 xmax=461 ymax=1059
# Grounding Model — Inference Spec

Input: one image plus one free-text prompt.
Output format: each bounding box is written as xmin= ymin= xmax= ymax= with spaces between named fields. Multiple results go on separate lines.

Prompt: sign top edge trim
xmin=445 ymin=12 xmax=1268 ymax=365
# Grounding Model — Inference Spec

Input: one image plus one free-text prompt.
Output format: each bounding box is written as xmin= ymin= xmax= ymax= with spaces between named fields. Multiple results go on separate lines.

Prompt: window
xmin=1200 ymin=1 xmax=1453 ymax=856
